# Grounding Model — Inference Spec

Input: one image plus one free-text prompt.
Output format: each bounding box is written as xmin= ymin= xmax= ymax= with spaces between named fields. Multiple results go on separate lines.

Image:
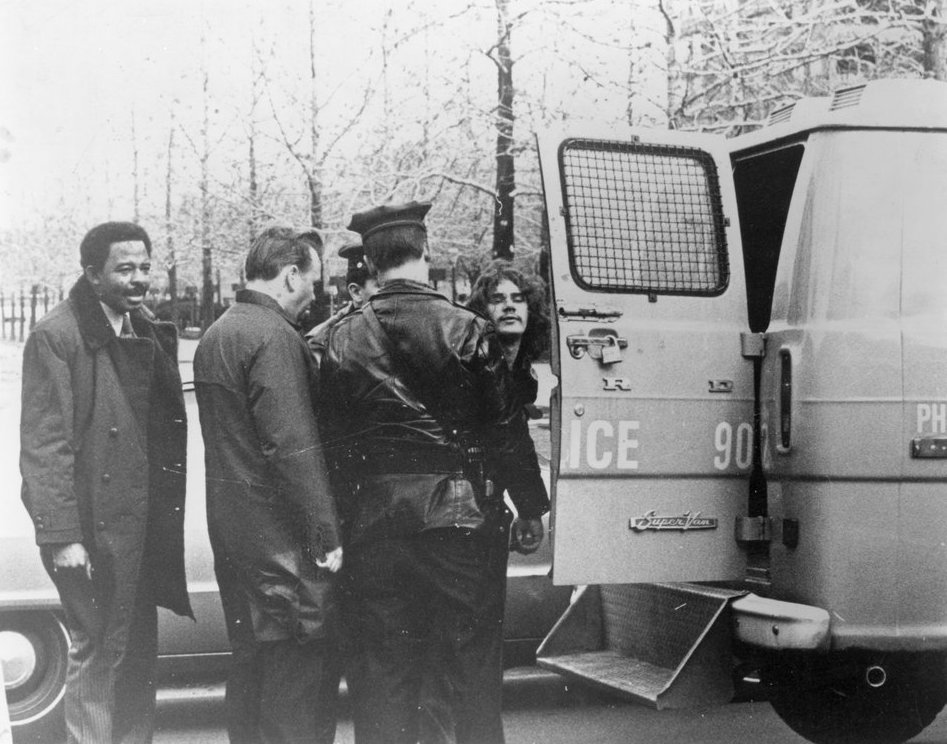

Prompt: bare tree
xmin=199 ymin=57 xmax=214 ymax=329
xmin=627 ymin=0 xmax=673 ymax=126
xmin=490 ymin=0 xmax=516 ymax=260
xmin=131 ymin=111 xmax=141 ymax=223
xmin=165 ymin=114 xmax=178 ymax=325
xmin=668 ymin=0 xmax=947 ymax=132
xmin=921 ymin=0 xmax=947 ymax=79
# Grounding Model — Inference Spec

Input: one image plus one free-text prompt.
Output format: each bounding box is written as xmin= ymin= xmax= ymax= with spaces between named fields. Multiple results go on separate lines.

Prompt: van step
xmin=745 ymin=565 xmax=771 ymax=587
xmin=537 ymin=583 xmax=745 ymax=709
xmin=538 ymin=650 xmax=676 ymax=702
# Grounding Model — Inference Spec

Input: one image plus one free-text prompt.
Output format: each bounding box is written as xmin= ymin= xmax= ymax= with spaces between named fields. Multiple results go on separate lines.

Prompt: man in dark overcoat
xmin=19 ymin=221 xmax=192 ymax=744
xmin=194 ymin=225 xmax=343 ymax=744
xmin=318 ymin=202 xmax=549 ymax=744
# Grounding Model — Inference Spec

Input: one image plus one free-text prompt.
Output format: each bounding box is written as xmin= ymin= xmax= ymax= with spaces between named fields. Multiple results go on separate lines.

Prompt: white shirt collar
xmin=99 ymin=301 xmax=126 ymax=337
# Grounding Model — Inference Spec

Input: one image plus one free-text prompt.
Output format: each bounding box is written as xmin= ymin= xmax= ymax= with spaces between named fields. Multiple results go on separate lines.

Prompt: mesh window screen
xmin=559 ymin=139 xmax=730 ymax=295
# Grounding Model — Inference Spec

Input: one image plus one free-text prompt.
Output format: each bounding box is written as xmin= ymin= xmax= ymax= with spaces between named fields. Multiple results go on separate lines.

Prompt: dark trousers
xmin=216 ymin=558 xmax=342 ymax=744
xmin=419 ymin=512 xmax=511 ymax=744
xmin=344 ymin=526 xmax=507 ymax=744
xmin=43 ymin=550 xmax=158 ymax=744
xmin=224 ymin=636 xmax=342 ymax=744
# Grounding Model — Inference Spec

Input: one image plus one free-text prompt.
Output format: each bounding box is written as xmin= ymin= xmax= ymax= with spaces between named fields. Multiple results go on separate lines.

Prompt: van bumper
xmin=536 ymin=583 xmax=833 ymax=709
xmin=731 ymin=593 xmax=831 ymax=651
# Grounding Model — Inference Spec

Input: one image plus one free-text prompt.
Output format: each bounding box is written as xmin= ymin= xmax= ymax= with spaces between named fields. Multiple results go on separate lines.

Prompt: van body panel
xmin=731 ymin=78 xmax=947 ymax=152
xmin=538 ymin=127 xmax=751 ymax=585
xmin=759 ymin=127 xmax=947 ymax=649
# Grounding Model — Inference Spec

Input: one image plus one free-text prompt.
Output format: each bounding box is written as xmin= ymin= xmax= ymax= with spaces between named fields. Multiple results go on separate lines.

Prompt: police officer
xmin=318 ymin=201 xmax=549 ymax=744
xmin=338 ymin=241 xmax=380 ymax=309
xmin=306 ymin=240 xmax=378 ymax=353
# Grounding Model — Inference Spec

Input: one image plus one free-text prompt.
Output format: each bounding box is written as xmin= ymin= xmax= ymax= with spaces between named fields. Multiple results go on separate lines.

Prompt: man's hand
xmin=316 ymin=546 xmax=343 ymax=573
xmin=51 ymin=542 xmax=92 ymax=579
xmin=511 ymin=517 xmax=544 ymax=555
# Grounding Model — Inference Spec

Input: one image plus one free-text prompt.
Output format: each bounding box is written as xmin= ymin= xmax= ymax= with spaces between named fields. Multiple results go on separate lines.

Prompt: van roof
xmin=730 ymin=78 xmax=947 ymax=153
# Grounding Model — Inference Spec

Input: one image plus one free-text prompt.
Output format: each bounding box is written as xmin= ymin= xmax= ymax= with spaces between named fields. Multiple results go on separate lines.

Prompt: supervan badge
xmin=630 ymin=510 xmax=718 ymax=532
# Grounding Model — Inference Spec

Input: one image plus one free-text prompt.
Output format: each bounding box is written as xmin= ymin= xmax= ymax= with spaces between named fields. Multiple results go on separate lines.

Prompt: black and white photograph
xmin=2 ymin=1 xmax=947 ymax=743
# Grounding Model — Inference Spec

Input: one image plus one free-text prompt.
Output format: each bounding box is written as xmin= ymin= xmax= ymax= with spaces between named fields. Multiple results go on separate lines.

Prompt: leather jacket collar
xmin=373 ymin=278 xmax=447 ymax=301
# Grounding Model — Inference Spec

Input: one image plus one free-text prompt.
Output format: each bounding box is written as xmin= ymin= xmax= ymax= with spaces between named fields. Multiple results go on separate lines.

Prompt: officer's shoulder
xmin=451 ymin=300 xmax=492 ymax=331
xmin=457 ymin=301 xmax=493 ymax=323
xmin=334 ymin=306 xmax=364 ymax=329
xmin=435 ymin=294 xmax=482 ymax=320
xmin=322 ymin=305 xmax=363 ymax=341
xmin=447 ymin=296 xmax=472 ymax=312
xmin=341 ymin=305 xmax=364 ymax=322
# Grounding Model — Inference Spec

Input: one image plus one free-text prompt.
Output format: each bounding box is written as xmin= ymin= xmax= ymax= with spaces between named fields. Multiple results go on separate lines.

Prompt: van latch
xmin=735 ymin=516 xmax=772 ymax=543
xmin=740 ymin=332 xmax=765 ymax=359
xmin=566 ymin=331 xmax=628 ymax=363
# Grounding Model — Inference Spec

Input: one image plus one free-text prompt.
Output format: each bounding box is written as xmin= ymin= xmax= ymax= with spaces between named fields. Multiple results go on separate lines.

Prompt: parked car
xmin=0 ymin=339 xmax=569 ymax=742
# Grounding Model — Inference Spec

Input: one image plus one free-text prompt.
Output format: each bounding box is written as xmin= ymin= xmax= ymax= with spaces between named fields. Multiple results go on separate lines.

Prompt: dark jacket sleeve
xmin=494 ymin=404 xmax=548 ymax=519
xmin=469 ymin=325 xmax=550 ymax=520
xmin=247 ymin=330 xmax=341 ymax=558
xmin=19 ymin=328 xmax=84 ymax=545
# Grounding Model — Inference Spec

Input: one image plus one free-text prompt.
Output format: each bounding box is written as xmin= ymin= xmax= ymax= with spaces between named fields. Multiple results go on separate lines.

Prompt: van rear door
xmin=537 ymin=128 xmax=752 ymax=585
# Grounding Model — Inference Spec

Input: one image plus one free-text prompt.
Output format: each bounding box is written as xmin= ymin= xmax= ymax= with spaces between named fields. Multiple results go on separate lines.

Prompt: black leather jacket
xmin=318 ymin=279 xmax=548 ymax=543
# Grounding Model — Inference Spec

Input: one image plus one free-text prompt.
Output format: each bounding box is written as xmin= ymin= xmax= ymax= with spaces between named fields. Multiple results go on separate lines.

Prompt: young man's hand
xmin=511 ymin=517 xmax=544 ymax=555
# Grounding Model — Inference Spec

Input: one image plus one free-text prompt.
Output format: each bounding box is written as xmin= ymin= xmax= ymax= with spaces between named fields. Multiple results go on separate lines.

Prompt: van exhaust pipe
xmin=865 ymin=665 xmax=887 ymax=688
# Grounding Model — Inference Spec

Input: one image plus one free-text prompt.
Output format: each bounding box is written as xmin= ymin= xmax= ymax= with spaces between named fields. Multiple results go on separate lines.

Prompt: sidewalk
xmin=0 ymin=339 xmax=23 ymax=382
xmin=0 ymin=340 xmax=23 ymax=417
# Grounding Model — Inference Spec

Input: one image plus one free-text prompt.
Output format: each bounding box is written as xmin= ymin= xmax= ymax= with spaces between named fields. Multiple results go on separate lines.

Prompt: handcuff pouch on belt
xmin=459 ymin=443 xmax=494 ymax=507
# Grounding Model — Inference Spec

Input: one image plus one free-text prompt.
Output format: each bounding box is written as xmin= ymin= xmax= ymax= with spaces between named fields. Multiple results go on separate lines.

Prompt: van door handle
xmin=911 ymin=436 xmax=947 ymax=459
xmin=558 ymin=304 xmax=623 ymax=320
xmin=566 ymin=333 xmax=628 ymax=362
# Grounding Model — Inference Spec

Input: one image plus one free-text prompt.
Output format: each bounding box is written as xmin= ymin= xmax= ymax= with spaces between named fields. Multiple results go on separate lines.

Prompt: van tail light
xmin=779 ymin=350 xmax=792 ymax=450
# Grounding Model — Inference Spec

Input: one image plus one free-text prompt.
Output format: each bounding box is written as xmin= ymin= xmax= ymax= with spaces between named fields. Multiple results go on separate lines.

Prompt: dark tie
xmin=120 ymin=314 xmax=136 ymax=338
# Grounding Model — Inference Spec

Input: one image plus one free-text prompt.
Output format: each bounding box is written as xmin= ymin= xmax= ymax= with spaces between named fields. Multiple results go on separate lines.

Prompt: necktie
xmin=120 ymin=314 xmax=136 ymax=338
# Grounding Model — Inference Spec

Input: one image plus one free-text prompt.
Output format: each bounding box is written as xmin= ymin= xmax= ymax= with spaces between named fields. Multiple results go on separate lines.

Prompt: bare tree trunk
xmin=249 ymin=129 xmax=258 ymax=242
xmin=249 ymin=43 xmax=261 ymax=248
xmin=165 ymin=117 xmax=177 ymax=327
xmin=922 ymin=0 xmax=947 ymax=81
xmin=307 ymin=0 xmax=326 ymax=323
xmin=493 ymin=0 xmax=515 ymax=261
xmin=131 ymin=111 xmax=140 ymax=223
xmin=627 ymin=0 xmax=672 ymax=127
xmin=308 ymin=0 xmax=322 ymax=229
xmin=200 ymin=60 xmax=215 ymax=330
xmin=382 ymin=7 xmax=393 ymax=142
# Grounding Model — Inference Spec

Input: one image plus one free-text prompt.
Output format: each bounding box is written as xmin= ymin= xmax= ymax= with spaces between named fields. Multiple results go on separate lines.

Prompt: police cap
xmin=338 ymin=241 xmax=364 ymax=263
xmin=339 ymin=241 xmax=371 ymax=284
xmin=346 ymin=201 xmax=432 ymax=241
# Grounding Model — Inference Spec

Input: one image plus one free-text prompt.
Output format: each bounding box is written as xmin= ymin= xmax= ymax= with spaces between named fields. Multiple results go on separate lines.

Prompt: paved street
xmin=152 ymin=668 xmax=947 ymax=744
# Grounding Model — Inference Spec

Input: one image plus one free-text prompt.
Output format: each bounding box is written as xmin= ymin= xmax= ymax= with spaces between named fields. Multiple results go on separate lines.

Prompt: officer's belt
xmin=351 ymin=448 xmax=481 ymax=476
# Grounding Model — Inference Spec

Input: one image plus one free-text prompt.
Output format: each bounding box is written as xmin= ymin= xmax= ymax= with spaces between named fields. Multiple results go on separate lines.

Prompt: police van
xmin=536 ymin=78 xmax=947 ymax=744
